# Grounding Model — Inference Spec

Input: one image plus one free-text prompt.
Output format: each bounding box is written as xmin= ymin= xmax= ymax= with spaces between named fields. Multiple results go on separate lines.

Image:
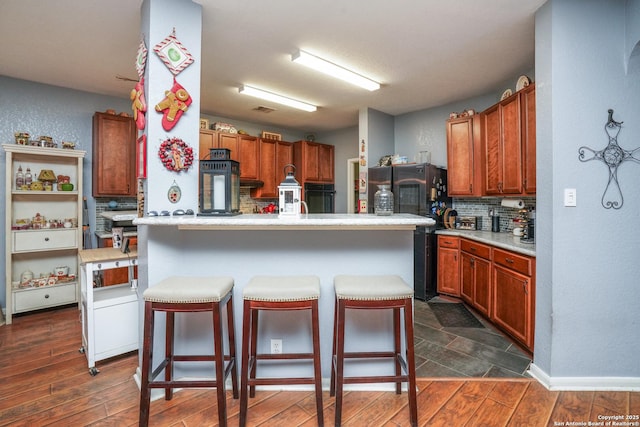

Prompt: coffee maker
xmin=521 ymin=209 xmax=535 ymax=243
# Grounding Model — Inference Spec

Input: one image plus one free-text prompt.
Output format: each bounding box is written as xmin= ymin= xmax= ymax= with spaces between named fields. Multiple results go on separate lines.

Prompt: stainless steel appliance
xmin=304 ymin=183 xmax=335 ymax=213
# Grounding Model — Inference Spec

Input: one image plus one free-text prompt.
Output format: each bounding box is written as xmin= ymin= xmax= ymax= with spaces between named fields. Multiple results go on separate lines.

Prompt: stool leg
xmin=165 ymin=311 xmax=175 ymax=400
xmin=311 ymin=299 xmax=324 ymax=426
xmin=249 ymin=306 xmax=258 ymax=398
xmin=239 ymin=299 xmax=251 ymax=427
xmin=334 ymin=298 xmax=346 ymax=427
xmin=329 ymin=295 xmax=338 ymax=397
xmin=403 ymin=299 xmax=418 ymax=427
xmin=226 ymin=293 xmax=239 ymax=399
xmin=393 ymin=307 xmax=402 ymax=394
xmin=212 ymin=301 xmax=227 ymax=427
xmin=139 ymin=301 xmax=154 ymax=427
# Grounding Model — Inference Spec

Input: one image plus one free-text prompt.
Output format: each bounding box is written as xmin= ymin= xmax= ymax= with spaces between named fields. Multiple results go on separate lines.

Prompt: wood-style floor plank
xmin=1 ymin=306 xmax=638 ymax=427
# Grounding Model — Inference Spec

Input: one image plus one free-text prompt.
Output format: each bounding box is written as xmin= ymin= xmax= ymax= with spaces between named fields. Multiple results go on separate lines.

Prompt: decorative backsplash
xmin=452 ymin=197 xmax=536 ymax=232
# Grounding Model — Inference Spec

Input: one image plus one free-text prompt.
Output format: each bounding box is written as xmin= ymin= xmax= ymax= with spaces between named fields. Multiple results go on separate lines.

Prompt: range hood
xmin=239 ymin=179 xmax=264 ymax=188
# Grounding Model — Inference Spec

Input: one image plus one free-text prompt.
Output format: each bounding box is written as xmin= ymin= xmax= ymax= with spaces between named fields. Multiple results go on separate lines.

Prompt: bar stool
xmin=240 ymin=275 xmax=323 ymax=427
xmin=330 ymin=275 xmax=418 ymax=427
xmin=138 ymin=276 xmax=238 ymax=427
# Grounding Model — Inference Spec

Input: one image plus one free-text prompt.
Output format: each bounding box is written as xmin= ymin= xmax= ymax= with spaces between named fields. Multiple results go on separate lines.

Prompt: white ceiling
xmin=0 ymin=0 xmax=546 ymax=132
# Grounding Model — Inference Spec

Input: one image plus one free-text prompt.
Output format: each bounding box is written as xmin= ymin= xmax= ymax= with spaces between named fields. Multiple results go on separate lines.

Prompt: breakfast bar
xmin=133 ymin=213 xmax=434 ymax=387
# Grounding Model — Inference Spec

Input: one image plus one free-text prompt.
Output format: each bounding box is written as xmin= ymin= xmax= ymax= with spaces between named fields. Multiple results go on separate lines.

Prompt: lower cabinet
xmin=460 ymin=239 xmax=491 ymax=317
xmin=492 ymin=248 xmax=535 ymax=351
xmin=98 ymin=237 xmax=138 ymax=286
xmin=437 ymin=236 xmax=460 ymax=296
xmin=437 ymin=234 xmax=535 ymax=352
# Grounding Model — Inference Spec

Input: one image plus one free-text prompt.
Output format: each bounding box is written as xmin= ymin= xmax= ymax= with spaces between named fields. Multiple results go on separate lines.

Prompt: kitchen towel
xmin=501 ymin=198 xmax=525 ymax=209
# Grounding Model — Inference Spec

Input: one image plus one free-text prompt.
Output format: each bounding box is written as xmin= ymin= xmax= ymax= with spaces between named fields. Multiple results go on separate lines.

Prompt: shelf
xmin=14 ymin=280 xmax=78 ymax=292
xmin=92 ymin=284 xmax=138 ymax=308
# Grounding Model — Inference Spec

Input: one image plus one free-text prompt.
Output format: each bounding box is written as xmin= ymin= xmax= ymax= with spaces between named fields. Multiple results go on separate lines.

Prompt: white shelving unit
xmin=78 ymin=247 xmax=139 ymax=375
xmin=3 ymin=143 xmax=86 ymax=324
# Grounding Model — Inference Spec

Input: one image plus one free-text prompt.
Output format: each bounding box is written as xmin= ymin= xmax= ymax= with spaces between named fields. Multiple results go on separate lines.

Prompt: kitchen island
xmin=133 ymin=213 xmax=434 ymax=389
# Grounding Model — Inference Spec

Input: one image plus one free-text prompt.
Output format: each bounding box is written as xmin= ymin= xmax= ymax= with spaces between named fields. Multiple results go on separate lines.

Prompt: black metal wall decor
xmin=578 ymin=109 xmax=640 ymax=209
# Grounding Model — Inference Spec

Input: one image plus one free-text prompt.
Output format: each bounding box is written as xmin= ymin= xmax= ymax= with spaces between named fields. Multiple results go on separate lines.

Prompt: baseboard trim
xmin=529 ymin=363 xmax=640 ymax=391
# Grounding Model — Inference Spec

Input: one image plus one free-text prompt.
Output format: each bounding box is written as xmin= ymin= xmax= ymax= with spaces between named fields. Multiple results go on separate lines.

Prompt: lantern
xmin=198 ymin=149 xmax=241 ymax=216
xmin=278 ymin=164 xmax=302 ymax=218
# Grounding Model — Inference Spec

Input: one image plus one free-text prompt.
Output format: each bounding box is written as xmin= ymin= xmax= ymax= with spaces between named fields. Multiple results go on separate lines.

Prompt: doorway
xmin=346 ymin=158 xmax=359 ymax=213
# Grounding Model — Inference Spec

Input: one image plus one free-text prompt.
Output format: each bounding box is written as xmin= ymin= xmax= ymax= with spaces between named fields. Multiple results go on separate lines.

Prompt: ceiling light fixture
xmin=292 ymin=49 xmax=381 ymax=91
xmin=238 ymin=85 xmax=317 ymax=112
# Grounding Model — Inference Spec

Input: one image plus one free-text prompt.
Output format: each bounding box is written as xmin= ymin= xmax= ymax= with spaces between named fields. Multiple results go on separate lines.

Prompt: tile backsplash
xmin=452 ymin=197 xmax=536 ymax=232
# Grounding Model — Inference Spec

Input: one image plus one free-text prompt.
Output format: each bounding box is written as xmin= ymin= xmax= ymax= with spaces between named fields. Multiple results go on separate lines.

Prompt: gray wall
xmin=534 ymin=0 xmax=640 ymax=380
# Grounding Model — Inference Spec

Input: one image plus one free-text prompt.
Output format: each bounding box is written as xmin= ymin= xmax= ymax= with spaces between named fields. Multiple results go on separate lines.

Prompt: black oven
xmin=304 ymin=183 xmax=335 ymax=213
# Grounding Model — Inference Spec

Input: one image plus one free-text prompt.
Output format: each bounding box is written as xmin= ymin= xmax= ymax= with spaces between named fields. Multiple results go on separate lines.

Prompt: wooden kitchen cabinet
xmin=492 ymin=248 xmax=535 ymax=351
xmin=446 ymin=115 xmax=483 ymax=196
xmin=521 ymin=84 xmax=536 ymax=194
xmin=238 ymin=135 xmax=260 ymax=180
xmin=99 ymin=237 xmax=138 ymax=287
xmin=483 ymin=94 xmax=523 ymax=195
xmin=92 ymin=112 xmax=136 ymax=197
xmin=460 ymin=239 xmax=492 ymax=317
xmin=252 ymin=139 xmax=293 ymax=199
xmin=293 ymin=140 xmax=335 ymax=183
xmin=437 ymin=235 xmax=460 ymax=296
xmin=199 ymin=130 xmax=238 ymax=161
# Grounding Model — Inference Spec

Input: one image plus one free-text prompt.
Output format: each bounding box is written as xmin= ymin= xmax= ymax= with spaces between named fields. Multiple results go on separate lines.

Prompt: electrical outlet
xmin=270 ymin=339 xmax=282 ymax=354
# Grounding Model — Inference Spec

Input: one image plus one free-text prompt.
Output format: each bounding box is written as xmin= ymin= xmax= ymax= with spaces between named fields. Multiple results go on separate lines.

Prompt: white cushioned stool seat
xmin=243 ymin=275 xmax=320 ymax=301
xmin=143 ymin=276 xmax=234 ymax=303
xmin=334 ymin=274 xmax=413 ymax=300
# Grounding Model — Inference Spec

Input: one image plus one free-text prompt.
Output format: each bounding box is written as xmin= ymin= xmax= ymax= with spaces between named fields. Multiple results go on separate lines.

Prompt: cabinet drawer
xmin=13 ymin=229 xmax=77 ymax=252
xmin=13 ymin=283 xmax=77 ymax=313
xmin=438 ymin=235 xmax=459 ymax=249
xmin=461 ymin=239 xmax=491 ymax=259
xmin=493 ymin=248 xmax=532 ymax=276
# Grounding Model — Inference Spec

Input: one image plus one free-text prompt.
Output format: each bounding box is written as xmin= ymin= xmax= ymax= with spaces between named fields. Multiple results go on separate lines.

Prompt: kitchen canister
xmin=374 ymin=185 xmax=394 ymax=216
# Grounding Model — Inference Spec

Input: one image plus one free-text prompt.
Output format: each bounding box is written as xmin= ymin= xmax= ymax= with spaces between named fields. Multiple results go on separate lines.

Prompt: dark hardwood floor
xmin=1 ymin=306 xmax=638 ymax=426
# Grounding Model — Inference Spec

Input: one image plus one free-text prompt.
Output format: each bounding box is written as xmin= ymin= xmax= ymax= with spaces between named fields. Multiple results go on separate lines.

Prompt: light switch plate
xmin=564 ymin=188 xmax=577 ymax=207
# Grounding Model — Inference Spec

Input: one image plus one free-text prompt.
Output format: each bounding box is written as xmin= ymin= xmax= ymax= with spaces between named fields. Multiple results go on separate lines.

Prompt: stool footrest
xmin=149 ymin=379 xmax=223 ymax=388
xmin=254 ymin=353 xmax=315 ymax=360
xmin=248 ymin=377 xmax=319 ymax=386
xmin=340 ymin=351 xmax=398 ymax=359
xmin=341 ymin=375 xmax=408 ymax=385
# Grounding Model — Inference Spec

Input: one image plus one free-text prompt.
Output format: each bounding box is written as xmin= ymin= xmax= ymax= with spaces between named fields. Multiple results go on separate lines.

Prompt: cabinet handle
xmin=470 ymin=258 xmax=475 ymax=266
xmin=522 ymin=280 xmax=528 ymax=295
xmin=470 ymin=247 xmax=477 ymax=252
xmin=45 ymin=294 xmax=50 ymax=299
xmin=44 ymin=237 xmax=50 ymax=242
xmin=505 ymin=258 xmax=514 ymax=264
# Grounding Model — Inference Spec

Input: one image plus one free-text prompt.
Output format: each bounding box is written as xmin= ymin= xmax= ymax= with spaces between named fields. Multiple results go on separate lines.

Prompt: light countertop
xmin=99 ymin=210 xmax=138 ymax=221
xmin=134 ymin=213 xmax=436 ymax=231
xmin=436 ymin=229 xmax=535 ymax=257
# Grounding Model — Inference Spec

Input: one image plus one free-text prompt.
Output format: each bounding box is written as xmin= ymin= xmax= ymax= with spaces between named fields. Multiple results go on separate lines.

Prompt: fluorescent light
xmin=292 ymin=50 xmax=380 ymax=91
xmin=239 ymin=85 xmax=317 ymax=112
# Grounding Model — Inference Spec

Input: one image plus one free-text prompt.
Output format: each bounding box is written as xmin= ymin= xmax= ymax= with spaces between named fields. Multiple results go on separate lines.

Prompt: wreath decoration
xmin=158 ymin=137 xmax=194 ymax=172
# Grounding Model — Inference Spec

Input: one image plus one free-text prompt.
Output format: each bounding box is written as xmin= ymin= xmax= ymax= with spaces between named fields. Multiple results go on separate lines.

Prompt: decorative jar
xmin=374 ymin=185 xmax=394 ymax=216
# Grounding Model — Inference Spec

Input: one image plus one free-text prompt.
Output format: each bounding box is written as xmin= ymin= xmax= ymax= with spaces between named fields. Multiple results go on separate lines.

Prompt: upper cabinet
xmin=446 ymin=84 xmax=535 ymax=197
xmin=92 ymin=112 xmax=136 ymax=197
xmin=483 ymin=84 xmax=535 ymax=196
xmin=293 ymin=140 xmax=335 ymax=184
xmin=446 ymin=115 xmax=482 ymax=196
xmin=198 ymin=130 xmax=259 ymax=181
xmin=252 ymin=139 xmax=294 ymax=199
xmin=520 ymin=85 xmax=536 ymax=194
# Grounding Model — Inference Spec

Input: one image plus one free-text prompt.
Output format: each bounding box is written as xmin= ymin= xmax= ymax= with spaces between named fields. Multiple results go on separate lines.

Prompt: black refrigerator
xmin=369 ymin=164 xmax=452 ymax=301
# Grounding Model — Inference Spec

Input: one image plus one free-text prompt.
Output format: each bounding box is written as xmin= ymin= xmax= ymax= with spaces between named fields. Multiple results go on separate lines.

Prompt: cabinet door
xmin=483 ymin=105 xmax=501 ymax=195
xmin=521 ymin=85 xmax=536 ymax=194
xmin=492 ymin=264 xmax=532 ymax=349
xmin=238 ymin=135 xmax=259 ymax=180
xmin=500 ymin=95 xmax=523 ymax=194
xmin=199 ymin=130 xmax=216 ymax=160
xmin=218 ymin=133 xmax=239 ymax=161
xmin=92 ymin=113 xmax=136 ymax=196
xmin=318 ymin=143 xmax=334 ymax=182
xmin=447 ymin=116 xmax=480 ymax=196
xmin=460 ymin=252 xmax=474 ymax=304
xmin=473 ymin=257 xmax=491 ymax=317
xmin=437 ymin=236 xmax=460 ymax=296
xmin=302 ymin=142 xmax=321 ymax=181
xmin=101 ymin=237 xmax=138 ymax=286
xmin=276 ymin=141 xmax=294 ymax=183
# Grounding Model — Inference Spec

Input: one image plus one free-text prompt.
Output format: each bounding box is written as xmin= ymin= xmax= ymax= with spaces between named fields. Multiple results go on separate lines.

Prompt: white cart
xmin=78 ymin=247 xmax=139 ymax=376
